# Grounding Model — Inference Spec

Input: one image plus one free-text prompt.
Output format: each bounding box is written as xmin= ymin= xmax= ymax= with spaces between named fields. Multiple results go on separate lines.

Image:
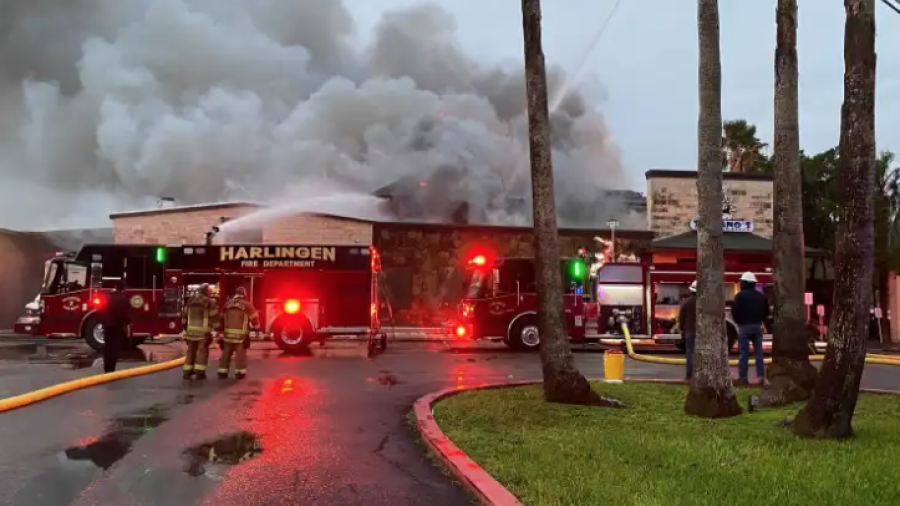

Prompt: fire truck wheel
xmin=509 ymin=318 xmax=541 ymax=352
xmin=82 ymin=315 xmax=105 ymax=351
xmin=272 ymin=316 xmax=314 ymax=355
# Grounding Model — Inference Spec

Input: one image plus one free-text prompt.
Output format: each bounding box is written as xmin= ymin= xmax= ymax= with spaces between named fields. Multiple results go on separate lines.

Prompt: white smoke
xmin=0 ymin=0 xmax=634 ymax=230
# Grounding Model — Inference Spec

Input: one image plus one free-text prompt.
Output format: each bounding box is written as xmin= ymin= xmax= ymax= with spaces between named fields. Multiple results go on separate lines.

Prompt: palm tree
xmin=684 ymin=0 xmax=741 ymax=418
xmin=762 ymin=0 xmax=818 ymax=406
xmin=723 ymin=119 xmax=769 ymax=173
xmin=793 ymin=0 xmax=876 ymax=439
xmin=520 ymin=0 xmax=621 ymax=406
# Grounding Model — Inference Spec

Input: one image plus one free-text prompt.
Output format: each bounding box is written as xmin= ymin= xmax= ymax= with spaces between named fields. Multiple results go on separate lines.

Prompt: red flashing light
xmin=284 ymin=299 xmax=301 ymax=314
xmin=469 ymin=255 xmax=487 ymax=267
xmin=91 ymin=295 xmax=105 ymax=308
xmin=456 ymin=325 xmax=467 ymax=338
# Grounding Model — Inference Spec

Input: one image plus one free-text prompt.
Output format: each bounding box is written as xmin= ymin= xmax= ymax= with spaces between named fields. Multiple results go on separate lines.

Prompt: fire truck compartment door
xmin=265 ymin=299 xmax=319 ymax=332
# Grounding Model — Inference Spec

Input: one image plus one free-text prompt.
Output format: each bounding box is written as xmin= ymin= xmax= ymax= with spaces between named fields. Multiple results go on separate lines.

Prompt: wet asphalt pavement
xmin=1 ymin=341 xmax=899 ymax=506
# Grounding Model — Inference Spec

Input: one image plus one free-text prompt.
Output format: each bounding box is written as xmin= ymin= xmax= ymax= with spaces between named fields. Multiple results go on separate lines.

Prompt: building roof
xmin=105 ymin=198 xmax=654 ymax=236
xmin=650 ymin=230 xmax=825 ymax=254
xmin=109 ymin=201 xmax=263 ymax=219
xmin=645 ymin=169 xmax=773 ymax=182
xmin=374 ymin=220 xmax=655 ymax=239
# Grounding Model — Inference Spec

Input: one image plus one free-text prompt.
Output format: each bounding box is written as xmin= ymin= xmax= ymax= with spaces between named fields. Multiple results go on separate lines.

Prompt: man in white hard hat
xmin=678 ymin=280 xmax=698 ymax=380
xmin=731 ymin=271 xmax=770 ymax=386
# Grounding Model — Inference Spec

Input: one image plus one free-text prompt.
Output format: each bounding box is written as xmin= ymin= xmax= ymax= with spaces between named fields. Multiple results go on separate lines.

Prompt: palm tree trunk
xmin=762 ymin=0 xmax=818 ymax=407
xmin=521 ymin=0 xmax=621 ymax=407
xmin=684 ymin=0 xmax=741 ymax=418
xmin=793 ymin=0 xmax=876 ymax=439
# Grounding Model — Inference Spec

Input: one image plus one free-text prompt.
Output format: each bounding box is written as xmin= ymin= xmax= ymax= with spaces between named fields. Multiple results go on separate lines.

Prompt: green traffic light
xmin=155 ymin=247 xmax=166 ymax=263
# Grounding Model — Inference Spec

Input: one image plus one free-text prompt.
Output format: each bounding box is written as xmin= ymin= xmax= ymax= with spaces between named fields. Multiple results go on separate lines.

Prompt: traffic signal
xmin=155 ymin=246 xmax=166 ymax=263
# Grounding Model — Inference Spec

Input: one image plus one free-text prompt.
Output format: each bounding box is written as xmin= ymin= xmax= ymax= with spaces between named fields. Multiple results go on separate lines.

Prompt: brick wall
xmin=113 ymin=205 xmax=372 ymax=246
xmin=265 ymin=214 xmax=372 ymax=245
xmin=113 ymin=205 xmax=258 ymax=245
xmin=646 ymin=172 xmax=774 ymax=238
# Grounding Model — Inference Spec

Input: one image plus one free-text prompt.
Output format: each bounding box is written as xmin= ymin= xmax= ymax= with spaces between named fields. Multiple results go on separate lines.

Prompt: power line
xmin=882 ymin=0 xmax=900 ymax=16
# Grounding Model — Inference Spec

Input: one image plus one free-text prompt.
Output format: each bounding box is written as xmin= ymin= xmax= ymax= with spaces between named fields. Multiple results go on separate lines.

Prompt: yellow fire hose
xmin=0 ymin=357 xmax=186 ymax=414
xmin=620 ymin=324 xmax=900 ymax=367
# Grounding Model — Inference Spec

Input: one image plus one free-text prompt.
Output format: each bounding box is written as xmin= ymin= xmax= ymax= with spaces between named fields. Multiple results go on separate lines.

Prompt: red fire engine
xmin=447 ymin=252 xmax=775 ymax=352
xmin=15 ymin=243 xmax=388 ymax=354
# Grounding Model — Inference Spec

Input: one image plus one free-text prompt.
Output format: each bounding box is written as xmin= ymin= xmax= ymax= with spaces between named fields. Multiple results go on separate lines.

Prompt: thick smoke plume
xmin=0 ymin=0 xmax=638 ymax=230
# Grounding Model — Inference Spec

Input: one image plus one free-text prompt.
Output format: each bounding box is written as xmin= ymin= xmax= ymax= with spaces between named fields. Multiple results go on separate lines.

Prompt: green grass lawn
xmin=433 ymin=382 xmax=900 ymax=506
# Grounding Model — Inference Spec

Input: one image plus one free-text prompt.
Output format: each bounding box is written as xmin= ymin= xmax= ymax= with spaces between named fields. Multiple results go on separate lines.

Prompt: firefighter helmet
xmin=740 ymin=272 xmax=758 ymax=283
xmin=235 ymin=286 xmax=247 ymax=298
xmin=200 ymin=283 xmax=212 ymax=296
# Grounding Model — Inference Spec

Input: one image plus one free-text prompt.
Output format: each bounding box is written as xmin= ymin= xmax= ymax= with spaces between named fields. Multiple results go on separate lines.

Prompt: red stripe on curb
xmin=414 ymin=378 xmax=900 ymax=506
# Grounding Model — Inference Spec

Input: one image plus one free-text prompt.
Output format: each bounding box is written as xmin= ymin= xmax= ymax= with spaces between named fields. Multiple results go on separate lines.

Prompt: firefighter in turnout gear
xmin=219 ymin=286 xmax=260 ymax=380
xmin=181 ymin=284 xmax=220 ymax=380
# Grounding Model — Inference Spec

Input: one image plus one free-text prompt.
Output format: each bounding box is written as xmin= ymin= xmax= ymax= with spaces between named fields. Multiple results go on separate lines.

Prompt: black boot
xmin=236 ymin=372 xmax=246 ymax=380
xmin=194 ymin=371 xmax=207 ymax=380
xmin=183 ymin=370 xmax=193 ymax=380
xmin=218 ymin=372 xmax=228 ymax=379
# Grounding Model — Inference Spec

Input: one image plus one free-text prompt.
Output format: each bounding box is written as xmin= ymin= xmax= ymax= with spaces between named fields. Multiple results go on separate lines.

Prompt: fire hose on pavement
xmin=0 ymin=357 xmax=185 ymax=414
xmin=620 ymin=324 xmax=900 ymax=367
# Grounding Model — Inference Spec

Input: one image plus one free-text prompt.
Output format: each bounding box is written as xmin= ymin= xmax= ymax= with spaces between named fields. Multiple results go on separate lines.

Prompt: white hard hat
xmin=690 ymin=280 xmax=697 ymax=293
xmin=740 ymin=272 xmax=758 ymax=283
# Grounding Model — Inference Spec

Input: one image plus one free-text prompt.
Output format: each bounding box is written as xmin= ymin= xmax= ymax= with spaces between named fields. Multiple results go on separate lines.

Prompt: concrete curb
xmin=413 ymin=378 xmax=900 ymax=506
xmin=414 ymin=381 xmax=535 ymax=506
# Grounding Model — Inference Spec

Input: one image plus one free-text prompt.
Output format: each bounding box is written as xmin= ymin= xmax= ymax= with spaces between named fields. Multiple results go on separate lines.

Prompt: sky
xmin=348 ymin=0 xmax=900 ymax=189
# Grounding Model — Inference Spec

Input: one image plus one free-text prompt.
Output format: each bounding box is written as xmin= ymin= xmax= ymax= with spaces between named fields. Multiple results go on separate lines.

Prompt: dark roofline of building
xmin=0 ymin=227 xmax=113 ymax=236
xmin=645 ymin=169 xmax=774 ymax=182
xmin=106 ymin=200 xmax=653 ymax=237
xmin=374 ymin=220 xmax=654 ymax=239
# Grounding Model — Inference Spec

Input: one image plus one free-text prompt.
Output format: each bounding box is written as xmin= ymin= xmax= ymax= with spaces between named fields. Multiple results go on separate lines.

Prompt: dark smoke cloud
xmin=0 ymin=0 xmax=639 ymax=230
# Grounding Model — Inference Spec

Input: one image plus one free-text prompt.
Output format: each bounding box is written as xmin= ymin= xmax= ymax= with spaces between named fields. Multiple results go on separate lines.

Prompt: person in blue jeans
xmin=678 ymin=280 xmax=698 ymax=380
xmin=731 ymin=272 xmax=770 ymax=386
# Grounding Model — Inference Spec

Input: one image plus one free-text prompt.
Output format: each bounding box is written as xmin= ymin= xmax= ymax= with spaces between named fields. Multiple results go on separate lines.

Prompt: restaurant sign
xmin=689 ymin=219 xmax=754 ymax=233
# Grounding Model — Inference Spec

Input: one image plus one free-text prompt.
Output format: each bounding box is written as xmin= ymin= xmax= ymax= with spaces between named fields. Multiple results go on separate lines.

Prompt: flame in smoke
xmin=0 ymin=0 xmax=637 ymax=230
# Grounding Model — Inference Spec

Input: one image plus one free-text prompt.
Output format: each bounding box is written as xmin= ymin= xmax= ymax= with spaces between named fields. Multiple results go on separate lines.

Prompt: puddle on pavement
xmin=366 ymin=371 xmax=401 ymax=388
xmin=63 ymin=405 xmax=170 ymax=470
xmin=176 ymin=393 xmax=196 ymax=405
xmin=182 ymin=431 xmax=263 ymax=478
xmin=229 ymin=390 xmax=262 ymax=399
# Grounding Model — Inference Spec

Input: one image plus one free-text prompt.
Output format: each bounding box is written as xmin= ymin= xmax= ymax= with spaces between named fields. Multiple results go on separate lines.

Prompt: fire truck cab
xmin=15 ymin=245 xmax=174 ymax=350
xmin=450 ymin=254 xmax=646 ymax=350
xmin=448 ymin=253 xmax=773 ymax=352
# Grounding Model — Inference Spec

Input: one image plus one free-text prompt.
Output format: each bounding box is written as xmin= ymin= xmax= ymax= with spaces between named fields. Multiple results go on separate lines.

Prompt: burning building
xmin=0 ymin=169 xmax=789 ymax=330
